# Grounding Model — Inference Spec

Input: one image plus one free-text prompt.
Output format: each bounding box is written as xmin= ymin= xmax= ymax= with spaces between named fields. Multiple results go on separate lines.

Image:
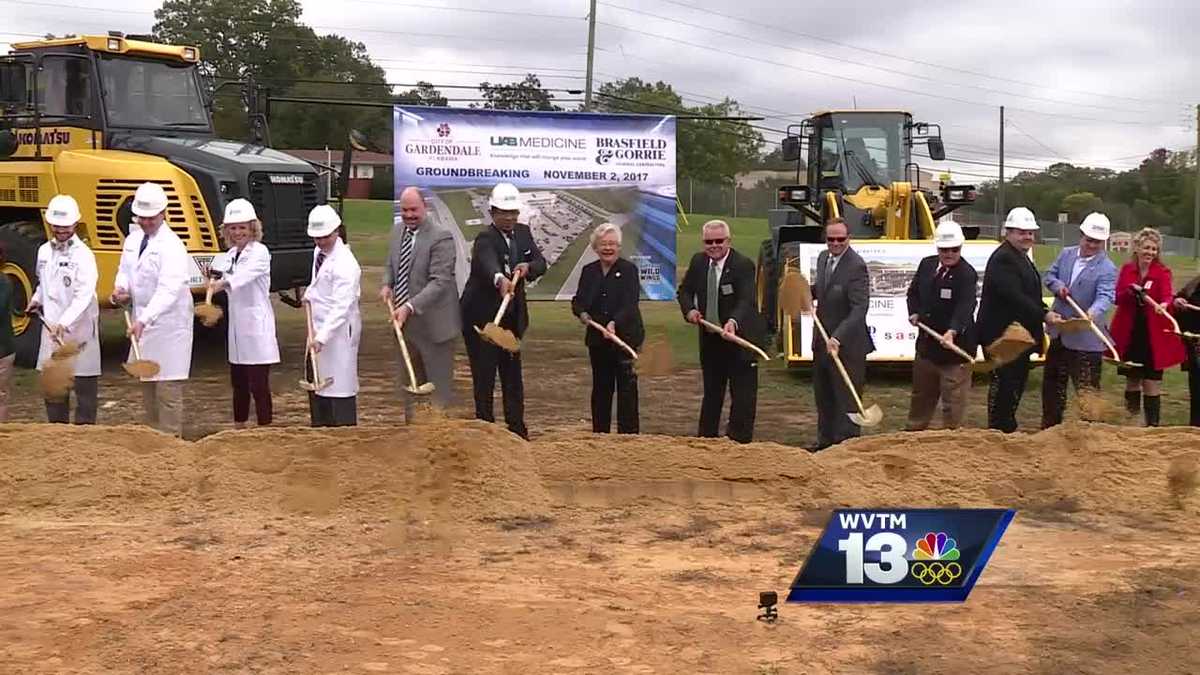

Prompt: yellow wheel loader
xmin=756 ymin=110 xmax=983 ymax=364
xmin=0 ymin=33 xmax=329 ymax=367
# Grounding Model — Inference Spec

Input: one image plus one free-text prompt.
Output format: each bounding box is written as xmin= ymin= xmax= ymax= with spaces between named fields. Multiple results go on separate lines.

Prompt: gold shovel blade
xmin=194 ymin=304 xmax=224 ymax=327
xmin=480 ymin=323 xmax=520 ymax=352
xmin=406 ymin=382 xmax=436 ymax=396
xmin=848 ymin=404 xmax=884 ymax=428
xmin=123 ymin=360 xmax=160 ymax=378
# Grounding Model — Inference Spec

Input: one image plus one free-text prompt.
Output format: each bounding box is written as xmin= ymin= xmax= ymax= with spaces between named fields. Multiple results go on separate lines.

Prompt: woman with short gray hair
xmin=571 ymin=222 xmax=644 ymax=433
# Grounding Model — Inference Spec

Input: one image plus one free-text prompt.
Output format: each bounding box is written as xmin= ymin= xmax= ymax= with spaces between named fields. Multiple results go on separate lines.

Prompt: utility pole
xmin=1194 ymin=103 xmax=1199 ymax=259
xmin=584 ymin=0 xmax=597 ymax=110
xmin=998 ymin=105 xmax=1005 ymax=229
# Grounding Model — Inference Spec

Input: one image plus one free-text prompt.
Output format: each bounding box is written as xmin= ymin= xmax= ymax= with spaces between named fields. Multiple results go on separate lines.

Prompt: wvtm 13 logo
xmin=785 ymin=508 xmax=1015 ymax=603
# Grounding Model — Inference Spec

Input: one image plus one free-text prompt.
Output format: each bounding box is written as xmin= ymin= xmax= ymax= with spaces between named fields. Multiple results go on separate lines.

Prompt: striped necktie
xmin=392 ymin=228 xmax=415 ymax=307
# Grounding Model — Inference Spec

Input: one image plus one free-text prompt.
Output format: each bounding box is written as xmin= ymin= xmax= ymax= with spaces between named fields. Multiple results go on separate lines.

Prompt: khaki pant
xmin=142 ymin=381 xmax=185 ymax=437
xmin=907 ymin=357 xmax=971 ymax=430
xmin=0 ymin=353 xmax=13 ymax=422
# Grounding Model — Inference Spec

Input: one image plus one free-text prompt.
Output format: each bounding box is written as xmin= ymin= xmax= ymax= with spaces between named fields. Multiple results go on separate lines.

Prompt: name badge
xmin=940 ymin=288 xmax=953 ymax=300
xmin=720 ymin=283 xmax=734 ymax=295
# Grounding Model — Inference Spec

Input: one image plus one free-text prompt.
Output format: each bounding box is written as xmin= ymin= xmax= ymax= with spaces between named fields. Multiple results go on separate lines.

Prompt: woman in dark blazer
xmin=571 ymin=223 xmax=644 ymax=434
xmin=1174 ymin=274 xmax=1200 ymax=426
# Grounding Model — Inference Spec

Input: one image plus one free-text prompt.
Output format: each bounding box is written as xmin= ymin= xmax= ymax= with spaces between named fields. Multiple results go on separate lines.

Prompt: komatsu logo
xmin=15 ymin=129 xmax=71 ymax=145
xmin=268 ymin=174 xmax=305 ymax=185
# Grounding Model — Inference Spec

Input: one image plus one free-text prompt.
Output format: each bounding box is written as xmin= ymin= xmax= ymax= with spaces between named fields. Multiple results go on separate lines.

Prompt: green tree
xmin=1060 ymin=191 xmax=1104 ymax=222
xmin=475 ymin=74 xmax=560 ymax=111
xmin=396 ymin=82 xmax=448 ymax=107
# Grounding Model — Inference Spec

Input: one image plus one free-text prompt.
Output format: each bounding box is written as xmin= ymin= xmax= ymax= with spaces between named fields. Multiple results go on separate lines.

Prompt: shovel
xmin=778 ymin=271 xmax=881 ymax=427
xmin=194 ymin=279 xmax=224 ymax=327
xmin=1063 ymin=295 xmax=1142 ymax=367
xmin=26 ymin=306 xmax=82 ymax=359
xmin=299 ymin=301 xmax=334 ymax=392
xmin=385 ymin=298 xmax=435 ymax=396
xmin=1140 ymin=293 xmax=1200 ymax=340
xmin=121 ymin=308 xmax=161 ymax=378
xmin=698 ymin=318 xmax=771 ymax=361
xmin=475 ymin=268 xmax=523 ymax=353
xmin=914 ymin=321 xmax=993 ymax=372
xmin=585 ymin=318 xmax=639 ymax=360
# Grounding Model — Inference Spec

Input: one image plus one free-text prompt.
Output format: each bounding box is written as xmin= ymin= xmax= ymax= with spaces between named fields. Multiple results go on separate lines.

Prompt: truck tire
xmin=756 ymin=238 xmax=779 ymax=335
xmin=0 ymin=221 xmax=47 ymax=368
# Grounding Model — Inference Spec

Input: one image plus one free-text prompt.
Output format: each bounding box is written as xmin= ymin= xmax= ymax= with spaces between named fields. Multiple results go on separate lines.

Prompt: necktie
xmin=936 ymin=265 xmax=947 ymax=281
xmin=827 ymin=255 xmax=837 ymax=278
xmin=706 ymin=260 xmax=719 ymax=321
xmin=138 ymin=235 xmax=149 ymax=258
xmin=315 ymin=251 xmax=326 ymax=274
xmin=393 ymin=228 xmax=415 ymax=307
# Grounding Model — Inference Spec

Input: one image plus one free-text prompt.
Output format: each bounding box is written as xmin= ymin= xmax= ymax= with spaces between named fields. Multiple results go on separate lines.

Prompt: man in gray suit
xmin=812 ymin=217 xmax=875 ymax=451
xmin=381 ymin=186 xmax=461 ymax=418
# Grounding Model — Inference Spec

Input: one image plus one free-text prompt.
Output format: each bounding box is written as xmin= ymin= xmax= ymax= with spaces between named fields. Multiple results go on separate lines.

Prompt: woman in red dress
xmin=1110 ymin=228 xmax=1186 ymax=426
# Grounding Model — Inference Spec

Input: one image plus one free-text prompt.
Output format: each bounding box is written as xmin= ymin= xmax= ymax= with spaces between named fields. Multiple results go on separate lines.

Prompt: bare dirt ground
xmin=2 ymin=292 xmax=1200 ymax=674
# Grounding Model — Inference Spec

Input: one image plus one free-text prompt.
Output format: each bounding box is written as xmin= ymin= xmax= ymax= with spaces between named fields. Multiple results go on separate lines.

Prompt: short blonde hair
xmin=701 ymin=219 xmax=730 ymax=238
xmin=222 ymin=218 xmax=263 ymax=247
xmin=590 ymin=222 xmax=622 ymax=248
xmin=1131 ymin=227 xmax=1162 ymax=261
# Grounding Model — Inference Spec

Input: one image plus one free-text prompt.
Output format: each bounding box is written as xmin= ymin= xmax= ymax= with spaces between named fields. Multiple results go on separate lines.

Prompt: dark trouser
xmin=987 ymin=347 xmax=1034 ymax=433
xmin=231 ymin=364 xmax=273 ymax=425
xmin=308 ymin=393 xmax=357 ymax=427
xmin=45 ymin=375 xmax=98 ymax=424
xmin=699 ymin=338 xmax=758 ymax=444
xmin=1190 ymin=367 xmax=1200 ymax=427
xmin=588 ymin=344 xmax=639 ymax=434
xmin=1040 ymin=339 xmax=1102 ymax=429
xmin=813 ymin=348 xmax=865 ymax=448
xmin=907 ymin=357 xmax=971 ymax=431
xmin=463 ymin=327 xmax=527 ymax=439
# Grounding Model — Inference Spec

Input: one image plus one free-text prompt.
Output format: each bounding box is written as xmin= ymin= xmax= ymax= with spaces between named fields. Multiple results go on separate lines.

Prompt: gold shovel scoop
xmin=476 ymin=268 xmax=524 ymax=353
xmin=121 ymin=308 xmax=161 ymax=378
xmin=194 ymin=279 xmax=224 ymax=327
xmin=779 ymin=270 xmax=882 ymax=427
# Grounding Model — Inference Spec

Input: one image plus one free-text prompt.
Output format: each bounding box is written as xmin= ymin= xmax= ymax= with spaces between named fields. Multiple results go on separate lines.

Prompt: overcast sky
xmin=5 ymin=0 xmax=1198 ymax=182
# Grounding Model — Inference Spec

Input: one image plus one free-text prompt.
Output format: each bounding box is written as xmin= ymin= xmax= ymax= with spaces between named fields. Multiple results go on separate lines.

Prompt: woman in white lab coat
xmin=209 ymin=198 xmax=280 ymax=428
xmin=303 ymin=204 xmax=361 ymax=426
xmin=27 ymin=195 xmax=102 ymax=424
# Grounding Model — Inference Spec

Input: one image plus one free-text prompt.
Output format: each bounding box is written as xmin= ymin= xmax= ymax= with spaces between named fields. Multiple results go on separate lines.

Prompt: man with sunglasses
xmin=1039 ymin=212 xmax=1116 ymax=428
xmin=812 ymin=217 xmax=875 ymax=451
xmin=678 ymin=219 xmax=766 ymax=443
xmin=905 ymin=220 xmax=978 ymax=430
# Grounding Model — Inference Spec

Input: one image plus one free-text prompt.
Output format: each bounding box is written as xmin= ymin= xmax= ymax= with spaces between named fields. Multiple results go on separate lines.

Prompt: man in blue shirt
xmin=1041 ymin=212 xmax=1118 ymax=428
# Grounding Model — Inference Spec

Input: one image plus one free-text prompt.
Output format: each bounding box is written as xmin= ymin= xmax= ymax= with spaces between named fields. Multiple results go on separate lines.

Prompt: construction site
xmin=3 ymin=1 xmax=1200 ymax=673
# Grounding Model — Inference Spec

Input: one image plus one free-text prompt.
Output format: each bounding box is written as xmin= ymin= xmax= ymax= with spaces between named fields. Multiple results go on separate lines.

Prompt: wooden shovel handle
xmin=204 ymin=281 xmax=214 ymax=305
xmin=811 ymin=315 xmax=868 ymax=416
xmin=1062 ymin=294 xmax=1123 ymax=362
xmin=1139 ymin=292 xmax=1184 ymax=334
xmin=303 ymin=301 xmax=323 ymax=383
xmin=383 ymin=299 xmax=422 ymax=386
xmin=490 ymin=268 xmax=524 ymax=325
xmin=916 ymin=321 xmax=975 ymax=363
xmin=122 ymin=309 xmax=143 ymax=361
xmin=698 ymin=318 xmax=770 ymax=361
xmin=585 ymin=318 xmax=638 ymax=360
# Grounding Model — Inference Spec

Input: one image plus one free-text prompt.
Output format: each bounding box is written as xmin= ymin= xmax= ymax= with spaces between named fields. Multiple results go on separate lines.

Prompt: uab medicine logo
xmin=788 ymin=508 xmax=1014 ymax=602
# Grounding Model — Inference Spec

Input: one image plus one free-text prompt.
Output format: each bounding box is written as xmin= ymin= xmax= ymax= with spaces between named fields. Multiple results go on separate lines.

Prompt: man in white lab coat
xmin=110 ymin=182 xmax=194 ymax=437
xmin=26 ymin=194 xmax=101 ymax=424
xmin=208 ymin=198 xmax=280 ymax=428
xmin=303 ymin=204 xmax=362 ymax=426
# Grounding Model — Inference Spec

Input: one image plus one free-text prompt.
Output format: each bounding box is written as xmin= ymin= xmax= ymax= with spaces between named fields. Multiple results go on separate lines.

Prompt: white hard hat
xmin=223 ymin=198 xmax=257 ymax=224
xmin=307 ymin=204 xmax=341 ymax=237
xmin=131 ymin=182 xmax=169 ymax=217
xmin=1003 ymin=206 xmax=1039 ymax=231
xmin=1079 ymin=212 xmax=1111 ymax=241
xmin=488 ymin=182 xmax=522 ymax=211
xmin=934 ymin=220 xmax=965 ymax=248
xmin=45 ymin=194 xmax=81 ymax=227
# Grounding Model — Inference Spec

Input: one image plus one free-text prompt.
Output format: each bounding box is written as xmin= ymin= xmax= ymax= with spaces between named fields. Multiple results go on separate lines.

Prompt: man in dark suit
xmin=677 ymin=219 xmax=765 ymax=444
xmin=812 ymin=217 xmax=875 ymax=450
xmin=977 ymin=206 xmax=1062 ymax=433
xmin=381 ymin=186 xmax=461 ymax=420
xmin=460 ymin=183 xmax=547 ymax=439
xmin=905 ymin=220 xmax=979 ymax=430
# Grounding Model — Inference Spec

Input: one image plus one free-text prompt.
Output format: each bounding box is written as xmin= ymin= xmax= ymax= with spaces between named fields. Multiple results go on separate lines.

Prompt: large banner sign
xmin=792 ymin=241 xmax=1004 ymax=361
xmin=393 ymin=106 xmax=678 ymax=300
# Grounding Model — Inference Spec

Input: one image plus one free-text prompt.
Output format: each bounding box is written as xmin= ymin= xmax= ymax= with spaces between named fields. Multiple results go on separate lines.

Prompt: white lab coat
xmin=218 ymin=241 xmax=280 ymax=365
xmin=31 ymin=235 xmax=101 ymax=376
xmin=304 ymin=238 xmax=361 ymax=398
xmin=114 ymin=225 xmax=194 ymax=381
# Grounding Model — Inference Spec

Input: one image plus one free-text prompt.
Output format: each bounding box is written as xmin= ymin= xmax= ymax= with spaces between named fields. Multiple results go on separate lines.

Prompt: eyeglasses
xmin=826 ymin=236 xmax=847 ymax=243
xmin=939 ymin=247 xmax=961 ymax=253
xmin=703 ymin=238 xmax=727 ymax=245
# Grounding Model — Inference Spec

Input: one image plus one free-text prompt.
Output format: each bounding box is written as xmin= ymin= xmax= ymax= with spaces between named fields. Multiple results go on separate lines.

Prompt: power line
xmin=597 ymin=20 xmax=1173 ymax=127
xmin=598 ymin=1 xmax=1151 ymax=116
xmin=651 ymin=0 xmax=1190 ymax=108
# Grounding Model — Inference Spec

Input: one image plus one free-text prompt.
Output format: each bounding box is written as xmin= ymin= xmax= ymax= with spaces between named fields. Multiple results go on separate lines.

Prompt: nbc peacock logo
xmin=910 ymin=532 xmax=963 ymax=586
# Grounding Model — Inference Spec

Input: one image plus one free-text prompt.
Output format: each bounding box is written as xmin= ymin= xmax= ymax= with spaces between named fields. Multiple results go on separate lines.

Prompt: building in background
xmin=281 ymin=149 xmax=394 ymax=199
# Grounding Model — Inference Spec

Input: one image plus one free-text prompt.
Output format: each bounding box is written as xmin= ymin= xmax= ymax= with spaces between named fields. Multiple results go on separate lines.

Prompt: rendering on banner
xmin=393 ymin=106 xmax=678 ymax=301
